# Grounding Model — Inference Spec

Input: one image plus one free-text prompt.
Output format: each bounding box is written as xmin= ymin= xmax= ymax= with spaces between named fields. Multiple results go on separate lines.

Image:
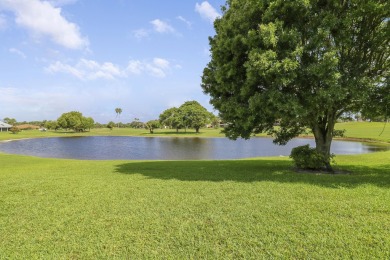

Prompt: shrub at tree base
xmin=290 ymin=145 xmax=331 ymax=171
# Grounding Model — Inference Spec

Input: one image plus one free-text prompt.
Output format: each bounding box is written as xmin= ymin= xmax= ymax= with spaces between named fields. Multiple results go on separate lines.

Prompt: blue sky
xmin=0 ymin=0 xmax=225 ymax=123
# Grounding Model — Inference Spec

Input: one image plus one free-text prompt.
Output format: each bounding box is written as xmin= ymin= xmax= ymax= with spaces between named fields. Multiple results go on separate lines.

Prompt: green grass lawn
xmin=1 ymin=152 xmax=389 ymax=258
xmin=0 ymin=127 xmax=227 ymax=141
xmin=0 ymin=122 xmax=389 ymax=258
xmin=335 ymin=121 xmax=390 ymax=142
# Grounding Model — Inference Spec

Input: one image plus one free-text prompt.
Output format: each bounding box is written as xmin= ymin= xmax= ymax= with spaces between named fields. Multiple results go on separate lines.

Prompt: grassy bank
xmin=1 ymin=121 xmax=389 ymax=142
xmin=0 ymin=127 xmax=226 ymax=141
xmin=335 ymin=121 xmax=390 ymax=143
xmin=0 ymin=121 xmax=389 ymax=258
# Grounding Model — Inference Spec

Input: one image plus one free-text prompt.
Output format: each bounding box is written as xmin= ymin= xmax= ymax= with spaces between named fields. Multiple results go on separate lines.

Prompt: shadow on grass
xmin=114 ymin=160 xmax=390 ymax=189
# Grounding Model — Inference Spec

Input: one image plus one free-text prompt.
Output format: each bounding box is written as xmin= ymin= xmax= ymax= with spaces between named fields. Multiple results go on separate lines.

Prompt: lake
xmin=0 ymin=136 xmax=388 ymax=160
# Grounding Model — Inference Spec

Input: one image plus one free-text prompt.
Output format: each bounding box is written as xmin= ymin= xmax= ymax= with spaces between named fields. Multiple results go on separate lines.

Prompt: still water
xmin=0 ymin=136 xmax=388 ymax=160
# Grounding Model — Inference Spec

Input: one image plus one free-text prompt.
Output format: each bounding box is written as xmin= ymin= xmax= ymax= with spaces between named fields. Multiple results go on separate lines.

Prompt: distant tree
xmin=159 ymin=102 xmax=213 ymax=133
xmin=115 ymin=108 xmax=122 ymax=117
xmin=179 ymin=101 xmax=213 ymax=133
xmin=159 ymin=107 xmax=183 ymax=132
xmin=130 ymin=119 xmax=144 ymax=128
xmin=145 ymin=120 xmax=161 ymax=134
xmin=94 ymin=122 xmax=104 ymax=128
xmin=10 ymin=126 xmax=20 ymax=134
xmin=210 ymin=115 xmax=220 ymax=129
xmin=115 ymin=108 xmax=122 ymax=128
xmin=83 ymin=117 xmax=95 ymax=131
xmin=44 ymin=120 xmax=59 ymax=130
xmin=57 ymin=111 xmax=94 ymax=132
xmin=202 ymin=0 xmax=389 ymax=171
xmin=107 ymin=121 xmax=115 ymax=130
xmin=3 ymin=117 xmax=17 ymax=125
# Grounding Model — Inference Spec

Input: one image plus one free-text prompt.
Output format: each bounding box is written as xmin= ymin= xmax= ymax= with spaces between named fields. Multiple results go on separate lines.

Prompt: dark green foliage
xmin=3 ymin=117 xmax=17 ymax=125
xmin=333 ymin=129 xmax=346 ymax=138
xmin=44 ymin=120 xmax=59 ymax=130
xmin=179 ymin=101 xmax=213 ymax=133
xmin=145 ymin=120 xmax=161 ymax=134
xmin=362 ymin=77 xmax=389 ymax=121
xmin=159 ymin=101 xmax=214 ymax=133
xmin=202 ymin=0 xmax=389 ymax=171
xmin=290 ymin=145 xmax=328 ymax=170
xmin=129 ymin=118 xmax=145 ymax=128
xmin=107 ymin=121 xmax=115 ymax=130
xmin=159 ymin=107 xmax=183 ymax=132
xmin=57 ymin=111 xmax=94 ymax=132
xmin=115 ymin=108 xmax=122 ymax=117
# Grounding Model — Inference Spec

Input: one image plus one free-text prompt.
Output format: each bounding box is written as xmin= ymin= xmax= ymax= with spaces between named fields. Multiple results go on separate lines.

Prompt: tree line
xmin=1 ymin=100 xmax=218 ymax=133
xmin=147 ymin=100 xmax=218 ymax=134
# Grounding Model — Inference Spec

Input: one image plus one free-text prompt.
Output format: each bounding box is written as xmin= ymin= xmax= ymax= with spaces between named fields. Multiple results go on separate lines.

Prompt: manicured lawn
xmin=335 ymin=122 xmax=390 ymax=142
xmin=0 ymin=151 xmax=389 ymax=258
xmin=0 ymin=121 xmax=389 ymax=258
xmin=0 ymin=127 xmax=226 ymax=141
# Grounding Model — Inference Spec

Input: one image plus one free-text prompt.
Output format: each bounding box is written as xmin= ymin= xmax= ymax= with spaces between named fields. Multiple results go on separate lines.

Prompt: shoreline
xmin=1 ymin=132 xmax=390 ymax=145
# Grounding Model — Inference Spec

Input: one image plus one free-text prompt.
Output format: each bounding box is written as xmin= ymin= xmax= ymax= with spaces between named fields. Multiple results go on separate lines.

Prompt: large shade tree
xmin=179 ymin=101 xmax=213 ymax=133
xmin=362 ymin=76 xmax=389 ymax=122
xmin=202 ymin=0 xmax=389 ymax=171
xmin=57 ymin=111 xmax=94 ymax=132
xmin=159 ymin=101 xmax=214 ymax=133
xmin=159 ymin=107 xmax=184 ymax=132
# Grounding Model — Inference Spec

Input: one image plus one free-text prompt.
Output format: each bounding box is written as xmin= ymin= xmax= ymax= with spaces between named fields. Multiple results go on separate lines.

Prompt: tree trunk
xmin=195 ymin=127 xmax=199 ymax=133
xmin=312 ymin=114 xmax=336 ymax=173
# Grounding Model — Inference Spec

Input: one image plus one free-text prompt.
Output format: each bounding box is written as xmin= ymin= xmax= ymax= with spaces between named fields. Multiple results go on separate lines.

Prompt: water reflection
xmin=0 ymin=136 xmax=388 ymax=160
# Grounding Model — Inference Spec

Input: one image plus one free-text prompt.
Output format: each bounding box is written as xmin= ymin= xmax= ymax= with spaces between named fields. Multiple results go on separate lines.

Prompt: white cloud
xmin=0 ymin=86 xmax=72 ymax=120
xmin=133 ymin=28 xmax=149 ymax=39
xmin=195 ymin=1 xmax=221 ymax=23
xmin=127 ymin=58 xmax=172 ymax=78
xmin=153 ymin=58 xmax=170 ymax=69
xmin=145 ymin=64 xmax=166 ymax=78
xmin=150 ymin=19 xmax=175 ymax=34
xmin=126 ymin=60 xmax=143 ymax=75
xmin=45 ymin=60 xmax=85 ymax=79
xmin=0 ymin=14 xmax=7 ymax=30
xmin=1 ymin=0 xmax=88 ymax=49
xmin=46 ymin=59 xmax=123 ymax=80
xmin=46 ymin=58 xmax=177 ymax=80
xmin=9 ymin=48 xmax=27 ymax=58
xmin=177 ymin=16 xmax=192 ymax=28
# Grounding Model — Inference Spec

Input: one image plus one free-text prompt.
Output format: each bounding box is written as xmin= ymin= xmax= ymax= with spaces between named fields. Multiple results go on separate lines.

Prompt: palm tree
xmin=115 ymin=108 xmax=122 ymax=127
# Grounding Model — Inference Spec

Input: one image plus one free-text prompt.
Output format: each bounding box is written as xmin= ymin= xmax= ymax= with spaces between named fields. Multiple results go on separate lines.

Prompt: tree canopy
xmin=3 ymin=117 xmax=17 ymax=125
xmin=202 ymin=0 xmax=389 ymax=171
xmin=115 ymin=108 xmax=122 ymax=117
xmin=145 ymin=120 xmax=161 ymax=134
xmin=159 ymin=107 xmax=184 ymax=132
xmin=159 ymin=101 xmax=214 ymax=133
xmin=179 ymin=101 xmax=213 ymax=133
xmin=57 ymin=111 xmax=94 ymax=132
